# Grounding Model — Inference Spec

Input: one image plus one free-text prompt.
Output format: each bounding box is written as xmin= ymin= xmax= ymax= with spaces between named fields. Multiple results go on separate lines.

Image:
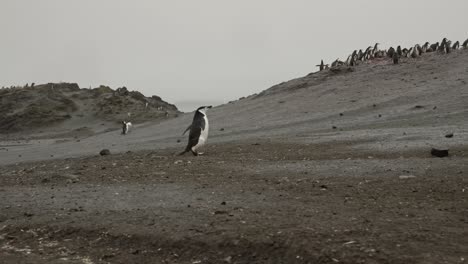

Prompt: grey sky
xmin=1 ymin=0 xmax=466 ymax=109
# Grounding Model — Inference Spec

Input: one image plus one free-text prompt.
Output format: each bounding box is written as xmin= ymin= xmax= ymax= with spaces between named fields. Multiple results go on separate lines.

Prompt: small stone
xmin=445 ymin=133 xmax=454 ymax=138
xmin=339 ymin=113 xmax=343 ymax=116
xmin=220 ymin=128 xmax=225 ymax=131
xmin=221 ymin=201 xmax=226 ymax=205
xmin=431 ymin=148 xmax=449 ymax=158
xmin=332 ymin=126 xmax=337 ymax=129
xmin=177 ymin=139 xmax=181 ymax=143
xmin=99 ymin=149 xmax=111 ymax=156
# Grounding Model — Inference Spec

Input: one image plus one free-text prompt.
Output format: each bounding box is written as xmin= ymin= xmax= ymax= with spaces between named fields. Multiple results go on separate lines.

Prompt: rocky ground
xmin=1 ymin=49 xmax=467 ymax=263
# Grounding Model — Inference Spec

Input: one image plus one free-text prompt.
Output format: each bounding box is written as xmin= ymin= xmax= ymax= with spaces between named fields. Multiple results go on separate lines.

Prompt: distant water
xmin=174 ymin=100 xmax=225 ymax=113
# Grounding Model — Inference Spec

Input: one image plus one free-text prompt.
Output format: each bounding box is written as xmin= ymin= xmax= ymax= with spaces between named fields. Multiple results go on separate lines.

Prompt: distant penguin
xmin=410 ymin=45 xmax=421 ymax=58
xmin=439 ymin=38 xmax=447 ymax=52
xmin=345 ymin=55 xmax=352 ymax=66
xmin=387 ymin=47 xmax=395 ymax=58
xmin=430 ymin=42 xmax=439 ymax=52
xmin=445 ymin=42 xmax=451 ymax=54
xmin=179 ymin=106 xmax=212 ymax=156
xmin=122 ymin=121 xmax=132 ymax=135
xmin=392 ymin=52 xmax=399 ymax=64
xmin=415 ymin=44 xmax=423 ymax=55
xmin=463 ymin=38 xmax=468 ymax=49
xmin=332 ymin=59 xmax=344 ymax=67
xmin=422 ymin=42 xmax=430 ymax=53
xmin=452 ymin=41 xmax=459 ymax=50
xmin=358 ymin=49 xmax=364 ymax=60
xmin=316 ymin=60 xmax=325 ymax=71
xmin=372 ymin=43 xmax=380 ymax=55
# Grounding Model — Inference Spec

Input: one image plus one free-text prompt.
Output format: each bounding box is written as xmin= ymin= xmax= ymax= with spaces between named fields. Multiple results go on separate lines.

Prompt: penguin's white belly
xmin=192 ymin=117 xmax=209 ymax=151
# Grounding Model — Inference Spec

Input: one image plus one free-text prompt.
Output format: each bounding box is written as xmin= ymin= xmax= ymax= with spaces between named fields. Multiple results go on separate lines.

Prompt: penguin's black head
xmin=196 ymin=105 xmax=212 ymax=114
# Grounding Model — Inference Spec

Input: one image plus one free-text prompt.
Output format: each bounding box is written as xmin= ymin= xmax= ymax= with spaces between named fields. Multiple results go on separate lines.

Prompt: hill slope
xmin=1 ymin=49 xmax=467 ymax=163
xmin=0 ymin=83 xmax=179 ymax=135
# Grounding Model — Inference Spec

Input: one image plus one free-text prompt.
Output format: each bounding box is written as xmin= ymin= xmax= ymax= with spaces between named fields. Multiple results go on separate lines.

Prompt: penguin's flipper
xmin=182 ymin=125 xmax=192 ymax=135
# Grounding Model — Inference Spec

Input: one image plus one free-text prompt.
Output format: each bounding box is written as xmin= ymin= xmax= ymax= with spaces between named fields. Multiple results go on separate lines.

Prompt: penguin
xmin=179 ymin=106 xmax=212 ymax=156
xmin=415 ymin=44 xmax=423 ymax=55
xmin=392 ymin=51 xmax=399 ymax=64
xmin=372 ymin=43 xmax=380 ymax=55
xmin=122 ymin=121 xmax=132 ymax=135
xmin=422 ymin=42 xmax=430 ymax=53
xmin=463 ymin=38 xmax=468 ymax=49
xmin=452 ymin=41 xmax=459 ymax=50
xmin=439 ymin=38 xmax=447 ymax=52
xmin=430 ymin=42 xmax=439 ymax=52
xmin=358 ymin=49 xmax=364 ymax=61
xmin=397 ymin=46 xmax=402 ymax=56
xmin=445 ymin=42 xmax=451 ymax=54
xmin=331 ymin=59 xmax=344 ymax=67
xmin=316 ymin=60 xmax=325 ymax=71
xmin=387 ymin=47 xmax=395 ymax=58
xmin=345 ymin=55 xmax=352 ymax=66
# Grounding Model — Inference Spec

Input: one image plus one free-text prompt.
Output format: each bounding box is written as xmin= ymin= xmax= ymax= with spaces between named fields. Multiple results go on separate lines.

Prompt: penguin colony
xmin=317 ymin=37 xmax=468 ymax=70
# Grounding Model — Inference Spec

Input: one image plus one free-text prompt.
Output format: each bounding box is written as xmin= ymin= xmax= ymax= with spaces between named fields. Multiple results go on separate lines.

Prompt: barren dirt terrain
xmin=1 ymin=49 xmax=467 ymax=263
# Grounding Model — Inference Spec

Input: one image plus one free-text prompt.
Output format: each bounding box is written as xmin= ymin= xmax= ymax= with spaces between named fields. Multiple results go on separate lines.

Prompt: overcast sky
xmin=1 ymin=0 xmax=466 ymax=110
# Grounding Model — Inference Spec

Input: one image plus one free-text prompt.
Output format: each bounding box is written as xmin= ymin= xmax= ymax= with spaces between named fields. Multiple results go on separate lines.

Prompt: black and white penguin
xmin=121 ymin=121 xmax=132 ymax=135
xmin=452 ymin=41 xmax=460 ymax=50
xmin=463 ymin=38 xmax=468 ymax=49
xmin=397 ymin=46 xmax=402 ymax=56
xmin=316 ymin=60 xmax=325 ymax=71
xmin=179 ymin=106 xmax=212 ymax=156
xmin=387 ymin=47 xmax=395 ymax=58
xmin=392 ymin=51 xmax=399 ymax=65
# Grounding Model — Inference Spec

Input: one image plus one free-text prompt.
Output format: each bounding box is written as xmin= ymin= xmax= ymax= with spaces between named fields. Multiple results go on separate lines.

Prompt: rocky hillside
xmin=0 ymin=83 xmax=179 ymax=133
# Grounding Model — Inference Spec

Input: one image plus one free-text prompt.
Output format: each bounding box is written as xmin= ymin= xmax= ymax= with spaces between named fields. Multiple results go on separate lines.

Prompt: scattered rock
xmin=23 ymin=212 xmax=34 ymax=217
xmin=99 ymin=149 xmax=111 ymax=156
xmin=378 ymin=114 xmax=382 ymax=118
xmin=431 ymin=148 xmax=449 ymax=158
xmin=174 ymin=160 xmax=183 ymax=165
xmin=221 ymin=201 xmax=226 ymax=205
xmin=413 ymin=105 xmax=424 ymax=109
xmin=445 ymin=133 xmax=454 ymax=138
xmin=332 ymin=126 xmax=337 ymax=129
xmin=177 ymin=139 xmax=181 ymax=143
xmin=433 ymin=106 xmax=437 ymax=110
xmin=339 ymin=113 xmax=343 ymax=116
xmin=220 ymin=128 xmax=225 ymax=131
